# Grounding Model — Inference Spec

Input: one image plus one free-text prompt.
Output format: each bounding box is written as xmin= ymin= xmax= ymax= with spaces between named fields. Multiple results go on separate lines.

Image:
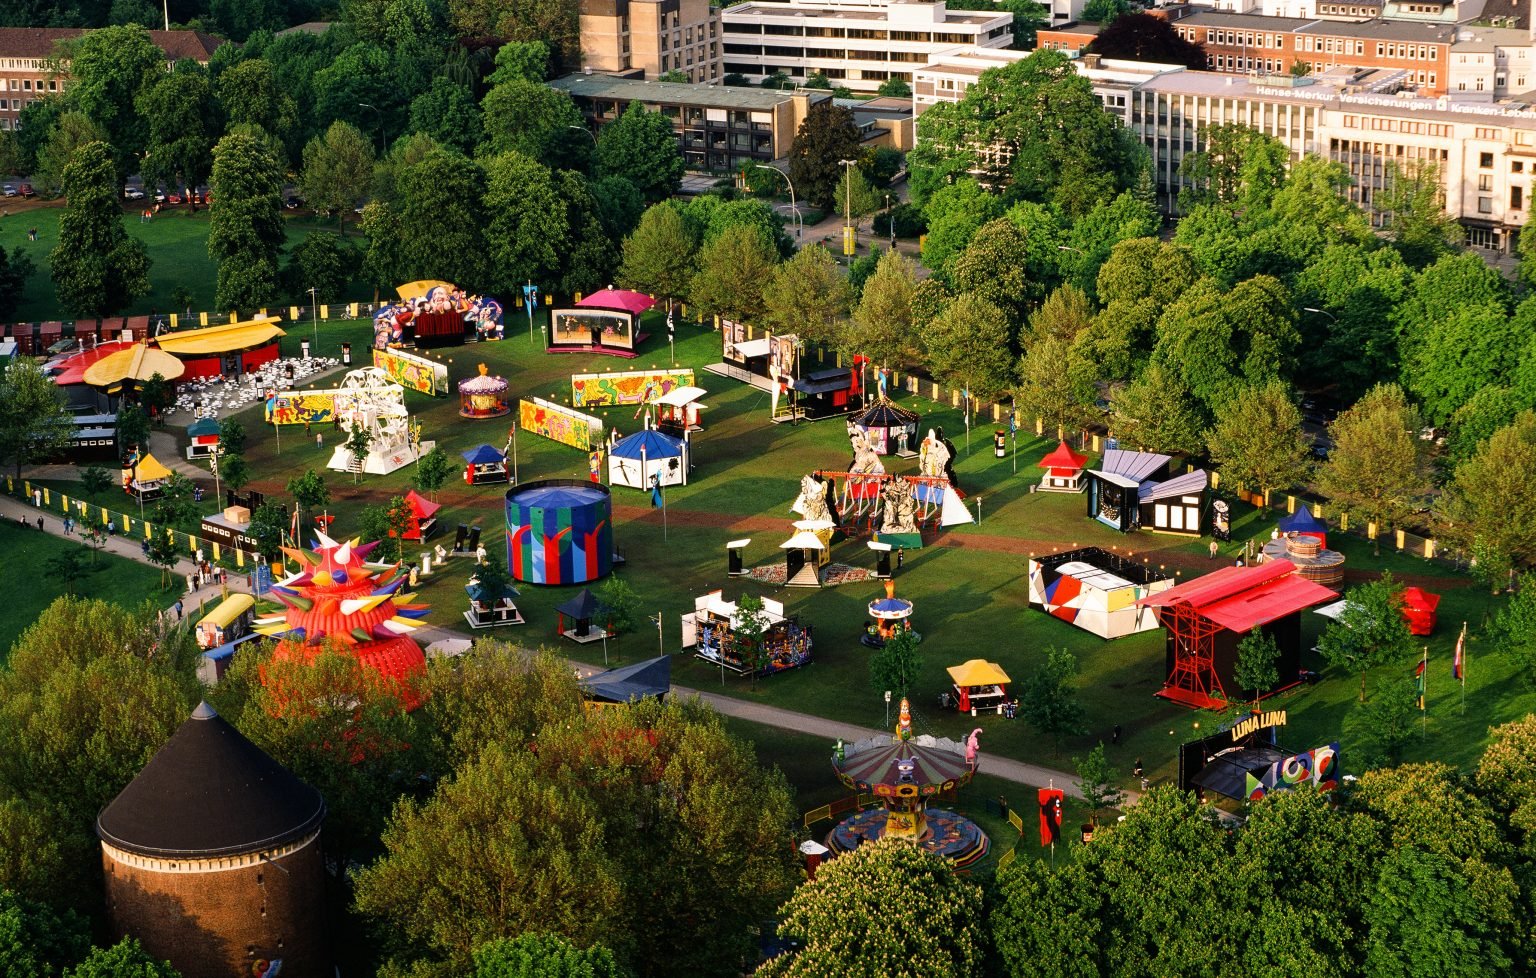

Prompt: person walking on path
xmin=173 ymin=599 xmax=183 ymax=621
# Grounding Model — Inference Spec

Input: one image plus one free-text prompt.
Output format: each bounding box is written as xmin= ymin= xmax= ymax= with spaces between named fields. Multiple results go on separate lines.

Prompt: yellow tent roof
xmin=196 ymin=593 xmax=254 ymax=630
xmin=946 ymin=659 xmax=1011 ymax=687
xmin=155 ymin=318 xmax=285 ymax=356
xmin=82 ymin=344 xmax=185 ymax=388
xmin=397 ymin=279 xmax=453 ymax=301
xmin=123 ymin=453 xmax=173 ymax=482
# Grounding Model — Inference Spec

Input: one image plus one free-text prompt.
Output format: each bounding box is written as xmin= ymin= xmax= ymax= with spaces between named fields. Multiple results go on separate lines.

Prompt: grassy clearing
xmin=0 ymin=519 xmax=166 ymax=660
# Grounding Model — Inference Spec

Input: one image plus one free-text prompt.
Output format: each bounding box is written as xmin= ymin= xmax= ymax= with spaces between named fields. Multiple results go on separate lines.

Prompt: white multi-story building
xmin=914 ymin=45 xmax=1536 ymax=252
xmin=1448 ymin=26 xmax=1536 ymax=97
xmin=721 ymin=0 xmax=1012 ymax=94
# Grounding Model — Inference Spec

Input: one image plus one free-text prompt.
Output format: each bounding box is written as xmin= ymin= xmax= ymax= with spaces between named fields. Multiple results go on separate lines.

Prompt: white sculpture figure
xmin=880 ymin=476 xmax=918 ymax=534
xmin=793 ymin=474 xmax=834 ymax=524
xmin=919 ymin=429 xmax=950 ymax=480
xmin=849 ymin=429 xmax=886 ymax=477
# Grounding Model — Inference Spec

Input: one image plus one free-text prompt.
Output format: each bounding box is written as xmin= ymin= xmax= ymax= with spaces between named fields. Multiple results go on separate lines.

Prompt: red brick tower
xmin=96 ymin=702 xmax=328 ymax=978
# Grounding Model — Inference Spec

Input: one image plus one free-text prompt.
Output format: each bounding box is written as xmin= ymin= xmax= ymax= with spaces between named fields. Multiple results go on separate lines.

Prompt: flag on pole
xmin=1037 ymin=787 xmax=1064 ymax=847
xmin=1415 ymin=653 xmax=1427 ymax=710
xmin=1453 ymin=622 xmax=1466 ymax=683
xmin=650 ymin=473 xmax=664 ymax=510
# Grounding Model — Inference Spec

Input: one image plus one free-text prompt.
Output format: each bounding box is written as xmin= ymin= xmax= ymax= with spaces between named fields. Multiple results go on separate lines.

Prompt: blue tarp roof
xmin=581 ymin=655 xmax=671 ymax=703
xmin=609 ymin=429 xmax=684 ymax=461
xmin=465 ymin=581 xmax=520 ymax=602
xmin=1279 ymin=508 xmax=1326 ymax=533
xmin=461 ymin=444 xmax=506 ymax=464
xmin=187 ymin=417 xmax=220 ymax=437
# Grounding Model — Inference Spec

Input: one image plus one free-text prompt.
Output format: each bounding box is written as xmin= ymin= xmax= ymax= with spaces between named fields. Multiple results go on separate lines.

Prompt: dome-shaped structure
xmin=96 ymin=703 xmax=329 ymax=978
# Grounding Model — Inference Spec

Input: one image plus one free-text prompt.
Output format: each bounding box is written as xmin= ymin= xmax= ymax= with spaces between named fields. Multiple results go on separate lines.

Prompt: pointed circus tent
xmin=581 ymin=655 xmax=672 ymax=705
xmin=854 ymin=397 xmax=919 ymax=455
xmin=1278 ymin=507 xmax=1327 ymax=545
xmin=1401 ymin=585 xmax=1440 ymax=636
xmin=1037 ymin=441 xmax=1088 ymax=493
xmin=577 ymin=288 xmax=657 ymax=315
xmin=398 ymin=490 xmax=441 ymax=541
xmin=608 ymin=429 xmax=688 ymax=489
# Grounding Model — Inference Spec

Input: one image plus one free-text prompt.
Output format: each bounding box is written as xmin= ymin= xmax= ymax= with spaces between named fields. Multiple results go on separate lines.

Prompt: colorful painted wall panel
xmin=518 ymin=397 xmax=604 ymax=452
xmin=506 ymin=480 xmax=613 ymax=585
xmin=570 ymin=369 xmax=696 ymax=408
xmin=265 ymin=385 xmax=401 ymax=425
xmin=372 ymin=347 xmax=449 ymax=395
xmin=1245 ymin=743 xmax=1341 ymax=801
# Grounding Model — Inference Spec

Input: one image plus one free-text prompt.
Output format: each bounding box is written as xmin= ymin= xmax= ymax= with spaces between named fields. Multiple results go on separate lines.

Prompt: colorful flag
xmin=1453 ymin=623 xmax=1466 ymax=683
xmin=650 ymin=474 xmax=664 ymax=510
xmin=1415 ymin=655 xmax=1427 ymax=711
xmin=1037 ymin=787 xmax=1064 ymax=847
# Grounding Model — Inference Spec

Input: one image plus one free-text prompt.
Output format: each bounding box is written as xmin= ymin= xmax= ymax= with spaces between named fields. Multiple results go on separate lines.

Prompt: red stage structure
xmin=1137 ymin=561 xmax=1336 ymax=710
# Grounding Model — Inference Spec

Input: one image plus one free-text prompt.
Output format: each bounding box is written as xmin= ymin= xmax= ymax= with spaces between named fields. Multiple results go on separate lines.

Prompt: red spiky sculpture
xmin=254 ymin=533 xmax=432 ymax=710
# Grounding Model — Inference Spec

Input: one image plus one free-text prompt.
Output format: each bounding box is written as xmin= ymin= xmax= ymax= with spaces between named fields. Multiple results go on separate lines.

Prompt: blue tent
xmin=1278 ymin=508 xmax=1327 ymax=535
xmin=581 ymin=655 xmax=671 ymax=704
xmin=461 ymin=444 xmax=506 ymax=465
xmin=608 ymin=429 xmax=688 ymax=489
xmin=609 ymin=429 xmax=684 ymax=460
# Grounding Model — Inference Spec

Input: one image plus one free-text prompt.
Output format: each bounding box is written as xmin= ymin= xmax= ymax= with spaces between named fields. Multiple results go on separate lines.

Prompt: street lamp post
xmin=1302 ymin=306 xmax=1337 ymax=323
xmin=754 ymin=164 xmax=802 ymax=238
xmin=357 ymin=102 xmax=383 ymax=153
xmin=839 ymin=158 xmax=857 ymax=258
xmin=884 ymin=192 xmax=894 ymax=249
xmin=306 ymin=287 xmax=318 ymax=353
xmin=567 ymin=124 xmax=598 ymax=166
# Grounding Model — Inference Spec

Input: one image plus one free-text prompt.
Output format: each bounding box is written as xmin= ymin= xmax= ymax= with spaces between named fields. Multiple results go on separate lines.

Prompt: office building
xmin=579 ymin=0 xmax=723 ymax=83
xmin=0 ymin=27 xmax=223 ymax=131
xmin=721 ymin=0 xmax=1012 ymax=94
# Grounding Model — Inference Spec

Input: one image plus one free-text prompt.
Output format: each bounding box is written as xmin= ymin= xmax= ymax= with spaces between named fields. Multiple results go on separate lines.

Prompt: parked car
xmin=153 ymin=189 xmax=167 ymax=204
xmin=123 ymin=186 xmax=145 ymax=200
xmin=18 ymin=184 xmax=34 ymax=198
xmin=1 ymin=185 xmax=15 ymax=198
xmin=167 ymin=192 xmax=183 ymax=204
xmin=284 ymin=195 xmax=304 ymax=210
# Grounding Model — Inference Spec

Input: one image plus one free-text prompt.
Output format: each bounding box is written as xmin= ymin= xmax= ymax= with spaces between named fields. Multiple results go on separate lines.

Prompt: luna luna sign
xmin=1231 ymin=709 xmax=1287 ymax=743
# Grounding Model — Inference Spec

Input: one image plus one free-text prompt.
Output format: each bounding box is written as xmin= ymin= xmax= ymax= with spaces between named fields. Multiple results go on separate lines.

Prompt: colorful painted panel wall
xmin=1245 ymin=743 xmax=1341 ymax=801
xmin=372 ymin=347 xmax=449 ymax=395
xmin=518 ymin=397 xmax=603 ymax=452
xmin=506 ymin=480 xmax=613 ymax=585
xmin=570 ymin=369 xmax=696 ymax=408
xmin=265 ymin=385 xmax=400 ymax=425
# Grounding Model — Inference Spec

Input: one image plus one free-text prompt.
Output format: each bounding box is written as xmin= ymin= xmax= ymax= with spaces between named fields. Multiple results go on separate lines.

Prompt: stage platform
xmin=562 ymin=627 xmax=613 ymax=645
xmin=1154 ymin=685 xmax=1228 ymax=711
xmin=548 ymin=332 xmax=650 ymax=358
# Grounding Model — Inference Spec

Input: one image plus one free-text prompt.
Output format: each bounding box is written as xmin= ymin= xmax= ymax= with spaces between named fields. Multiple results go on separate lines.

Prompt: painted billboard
xmin=264 ymin=385 xmax=401 ymax=425
xmin=518 ymin=397 xmax=604 ymax=452
xmin=372 ymin=347 xmax=449 ymax=396
xmin=1245 ymin=743 xmax=1341 ymax=802
xmin=570 ymin=369 xmax=696 ymax=408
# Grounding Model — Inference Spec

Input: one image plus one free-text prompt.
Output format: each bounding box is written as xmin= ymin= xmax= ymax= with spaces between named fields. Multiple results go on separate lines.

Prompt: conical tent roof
xmin=556 ymin=587 xmax=599 ymax=619
xmin=96 ymin=702 xmax=325 ymax=858
xmin=855 ymin=397 xmax=919 ymax=428
xmin=610 ymin=429 xmax=684 ymax=460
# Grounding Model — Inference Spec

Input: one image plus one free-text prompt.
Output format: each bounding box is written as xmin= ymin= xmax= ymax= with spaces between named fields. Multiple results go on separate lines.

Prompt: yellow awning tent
xmin=122 ymin=453 xmax=172 ymax=483
xmin=197 ymin=593 xmax=254 ymax=630
xmin=946 ymin=659 xmax=1012 ymax=687
xmin=397 ymin=280 xmax=453 ymax=301
xmin=155 ymin=317 xmax=285 ymax=356
xmin=82 ymin=344 xmax=185 ymax=389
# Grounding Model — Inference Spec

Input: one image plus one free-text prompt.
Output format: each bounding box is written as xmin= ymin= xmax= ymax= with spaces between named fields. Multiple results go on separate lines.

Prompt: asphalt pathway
xmin=3 ymin=485 xmax=1104 ymax=799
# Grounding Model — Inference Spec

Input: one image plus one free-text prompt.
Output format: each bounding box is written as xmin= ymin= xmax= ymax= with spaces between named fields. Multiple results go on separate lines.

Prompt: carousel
xmin=458 ymin=364 xmax=510 ymax=419
xmin=861 ymin=578 xmax=919 ymax=647
xmin=827 ymin=698 xmax=990 ymax=867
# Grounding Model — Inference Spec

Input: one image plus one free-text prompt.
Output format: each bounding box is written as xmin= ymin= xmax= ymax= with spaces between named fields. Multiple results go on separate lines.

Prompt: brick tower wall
xmin=101 ymin=832 xmax=327 ymax=978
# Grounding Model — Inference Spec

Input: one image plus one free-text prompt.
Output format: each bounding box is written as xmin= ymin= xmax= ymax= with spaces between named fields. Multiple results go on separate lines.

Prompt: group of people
xmin=372 ymin=287 xmax=504 ymax=349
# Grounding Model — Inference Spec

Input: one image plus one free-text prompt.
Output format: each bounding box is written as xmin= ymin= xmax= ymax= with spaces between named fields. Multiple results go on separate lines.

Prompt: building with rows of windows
xmin=914 ymin=45 xmax=1536 ymax=252
xmin=720 ymin=0 xmax=1011 ymax=94
xmin=0 ymin=27 xmax=222 ymax=131
xmin=579 ymin=0 xmax=723 ymax=83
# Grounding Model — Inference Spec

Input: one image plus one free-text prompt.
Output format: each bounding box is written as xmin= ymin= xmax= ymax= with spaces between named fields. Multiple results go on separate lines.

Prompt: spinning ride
xmin=828 ymin=699 xmax=989 ymax=867
xmin=862 ymin=578 xmax=919 ymax=647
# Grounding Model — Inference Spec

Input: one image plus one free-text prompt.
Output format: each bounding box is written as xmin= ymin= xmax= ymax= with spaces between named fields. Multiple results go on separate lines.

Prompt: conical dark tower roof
xmin=97 ymin=702 xmax=325 ymax=859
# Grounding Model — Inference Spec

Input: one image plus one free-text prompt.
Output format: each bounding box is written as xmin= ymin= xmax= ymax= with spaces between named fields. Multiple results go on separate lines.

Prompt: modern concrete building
xmin=96 ymin=702 xmax=328 ymax=978
xmin=721 ymin=0 xmax=1012 ymax=94
xmin=550 ymin=74 xmax=832 ymax=167
xmin=0 ymin=27 xmax=223 ymax=131
xmin=579 ymin=0 xmax=723 ymax=82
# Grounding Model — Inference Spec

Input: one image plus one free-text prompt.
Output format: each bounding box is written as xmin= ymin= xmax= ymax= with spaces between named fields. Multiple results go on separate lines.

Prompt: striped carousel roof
xmin=834 ymin=734 xmax=975 ymax=792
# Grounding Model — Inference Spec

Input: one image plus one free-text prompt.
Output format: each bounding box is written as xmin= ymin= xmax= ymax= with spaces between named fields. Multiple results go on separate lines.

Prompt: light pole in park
xmin=754 ymin=165 xmax=802 ymax=238
xmin=357 ymin=102 xmax=383 ymax=153
xmin=884 ymin=192 xmax=895 ymax=250
xmin=567 ymin=124 xmax=598 ymax=162
xmin=306 ymin=287 xmax=318 ymax=353
xmin=839 ymin=158 xmax=858 ymax=258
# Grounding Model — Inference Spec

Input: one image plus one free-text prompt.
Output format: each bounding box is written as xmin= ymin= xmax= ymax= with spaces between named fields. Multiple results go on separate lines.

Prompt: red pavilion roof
xmin=1038 ymin=440 xmax=1087 ymax=474
xmin=1136 ymin=560 xmax=1336 ymax=633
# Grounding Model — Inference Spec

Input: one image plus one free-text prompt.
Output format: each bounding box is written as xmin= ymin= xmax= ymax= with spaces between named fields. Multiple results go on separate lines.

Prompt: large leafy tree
xmin=30 ymin=112 xmax=108 ymax=199
xmin=136 ymin=68 xmax=220 ymax=194
xmin=1178 ymin=124 xmax=1290 ymax=212
xmin=482 ymin=150 xmax=568 ymax=294
xmin=447 ymin=0 xmax=580 ymax=70
xmin=1110 ymin=362 xmax=1208 ymax=457
xmin=1317 ymin=572 xmax=1416 ymax=701
xmin=757 ymin=838 xmax=985 ymax=978
xmin=0 ymin=359 xmax=72 ymax=479
xmin=1205 ymin=380 xmax=1313 ymax=497
xmin=1442 ymin=410 xmax=1536 ymax=590
xmin=473 ymin=933 xmax=625 ymax=978
xmin=283 ymin=231 xmax=358 ymax=302
xmin=849 ymin=249 xmax=923 ymax=370
xmin=1291 ymin=243 xmax=1412 ymax=400
xmin=66 ymin=25 xmax=164 ymax=176
xmin=407 ymin=76 xmax=484 ymax=154
xmin=786 ymin=101 xmax=862 ymax=211
xmin=480 ymin=80 xmax=588 ymax=171
xmin=49 ymin=141 xmax=151 ymax=318
xmin=300 ymin=121 xmax=376 ymax=224
xmin=1017 ymin=334 xmax=1098 ymax=437
xmin=1150 ymin=274 xmax=1297 ymax=419
xmin=396 ymin=148 xmax=490 ymax=288
xmin=619 ymin=202 xmax=697 ymax=304
xmin=595 ymin=102 xmax=683 ymax=203
xmin=761 ymin=243 xmax=852 ymax=350
xmin=1017 ymin=646 xmax=1086 ymax=755
xmin=1086 ymin=12 xmax=1209 ymax=69
xmin=215 ymin=59 xmax=300 ymax=155
xmin=1379 ymin=160 xmax=1464 ymax=268
xmin=919 ymin=178 xmax=1004 ymax=276
xmin=688 ymin=223 xmax=778 ymax=324
xmin=925 ymin=292 xmax=1017 ymax=410
xmin=209 ymin=130 xmax=287 ymax=311
xmin=1316 ymin=384 xmax=1429 ymax=555
xmin=63 ymin=938 xmax=181 ymax=978
xmin=948 ymin=217 xmax=1037 ymax=325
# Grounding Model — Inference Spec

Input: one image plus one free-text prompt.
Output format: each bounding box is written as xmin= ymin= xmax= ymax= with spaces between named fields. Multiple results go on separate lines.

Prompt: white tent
xmin=607 ymin=429 xmax=688 ymax=489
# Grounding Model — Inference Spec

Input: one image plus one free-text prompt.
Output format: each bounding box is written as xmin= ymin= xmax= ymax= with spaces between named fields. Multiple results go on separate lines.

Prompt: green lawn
xmin=0 ymin=201 xmax=366 ymax=322
xmin=35 ymin=305 xmax=1527 ymax=796
xmin=0 ymin=519 xmax=167 ymax=660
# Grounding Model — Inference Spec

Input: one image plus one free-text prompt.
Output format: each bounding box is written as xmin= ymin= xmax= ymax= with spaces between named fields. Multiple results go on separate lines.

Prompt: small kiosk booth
xmin=464 ymin=579 xmax=524 ymax=628
xmin=121 ymin=453 xmax=173 ymax=501
xmin=782 ymin=521 xmax=834 ymax=588
xmin=196 ymin=594 xmax=255 ymax=650
xmin=946 ymin=659 xmax=1011 ymax=716
xmin=655 ymin=385 xmax=708 ymax=438
xmin=681 ymin=590 xmax=813 ymax=676
xmin=462 ymin=444 xmax=510 ymax=485
xmin=186 ymin=417 xmax=221 ymax=460
xmin=1037 ymin=441 xmax=1088 ymax=493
